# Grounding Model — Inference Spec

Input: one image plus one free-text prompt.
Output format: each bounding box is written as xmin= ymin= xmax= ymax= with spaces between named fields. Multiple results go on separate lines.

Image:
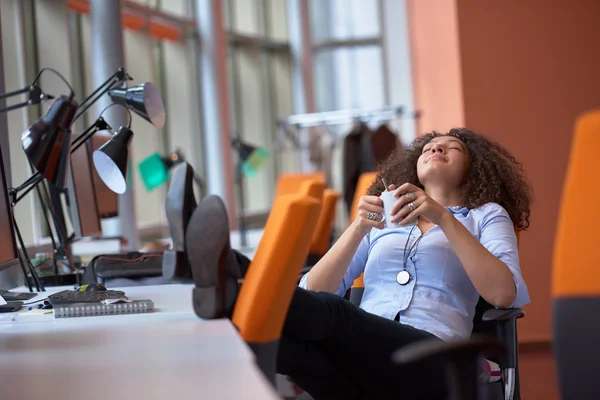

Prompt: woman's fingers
xmin=357 ymin=210 xmax=385 ymax=230
xmin=391 ymin=191 xmax=422 ymax=216
xmin=391 ymin=196 xmax=425 ymax=223
xmin=361 ymin=195 xmax=383 ymax=206
xmin=358 ymin=195 xmax=384 ymax=214
xmin=393 ymin=182 xmax=419 ymax=198
xmin=361 ymin=203 xmax=384 ymax=215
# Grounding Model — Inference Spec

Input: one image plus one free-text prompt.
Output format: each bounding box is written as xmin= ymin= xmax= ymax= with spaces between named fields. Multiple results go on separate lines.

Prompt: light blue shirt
xmin=299 ymin=202 xmax=530 ymax=341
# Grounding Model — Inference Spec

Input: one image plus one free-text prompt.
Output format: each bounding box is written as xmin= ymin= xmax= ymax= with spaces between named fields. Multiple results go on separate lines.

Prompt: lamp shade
xmin=232 ymin=139 xmax=269 ymax=178
xmin=138 ymin=150 xmax=184 ymax=191
xmin=92 ymin=126 xmax=134 ymax=194
xmin=109 ymin=83 xmax=166 ymax=129
xmin=21 ymin=94 xmax=78 ymax=188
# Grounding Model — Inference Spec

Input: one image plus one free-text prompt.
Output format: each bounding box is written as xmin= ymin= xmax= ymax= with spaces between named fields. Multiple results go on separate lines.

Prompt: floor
xmin=519 ymin=343 xmax=559 ymax=400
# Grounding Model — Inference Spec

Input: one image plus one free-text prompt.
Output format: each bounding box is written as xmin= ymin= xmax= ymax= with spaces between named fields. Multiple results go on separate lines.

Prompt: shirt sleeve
xmin=298 ymin=233 xmax=370 ymax=296
xmin=478 ymin=203 xmax=530 ymax=308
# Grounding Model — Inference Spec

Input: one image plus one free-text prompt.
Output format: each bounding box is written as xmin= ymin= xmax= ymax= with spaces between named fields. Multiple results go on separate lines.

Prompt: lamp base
xmin=30 ymin=272 xmax=81 ymax=287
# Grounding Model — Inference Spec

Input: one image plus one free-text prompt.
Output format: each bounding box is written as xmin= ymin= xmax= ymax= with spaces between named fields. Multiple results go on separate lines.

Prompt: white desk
xmin=0 ymin=284 xmax=280 ymax=400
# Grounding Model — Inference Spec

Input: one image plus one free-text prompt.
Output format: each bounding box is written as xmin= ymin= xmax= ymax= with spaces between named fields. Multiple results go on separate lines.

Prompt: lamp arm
xmin=70 ymin=117 xmax=112 ymax=152
xmin=98 ymin=103 xmax=132 ymax=128
xmin=0 ymin=67 xmax=75 ymax=113
xmin=74 ymin=67 xmax=131 ymax=122
xmin=0 ymin=85 xmax=45 ymax=113
xmin=11 ymin=174 xmax=44 ymax=205
xmin=0 ymin=86 xmax=30 ymax=100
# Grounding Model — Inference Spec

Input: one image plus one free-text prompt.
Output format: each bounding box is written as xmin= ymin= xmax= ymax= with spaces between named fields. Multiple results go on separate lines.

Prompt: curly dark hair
xmin=366 ymin=128 xmax=533 ymax=230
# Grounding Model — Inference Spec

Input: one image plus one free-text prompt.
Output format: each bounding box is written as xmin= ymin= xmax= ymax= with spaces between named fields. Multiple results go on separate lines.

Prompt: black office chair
xmin=392 ymin=296 xmax=525 ymax=400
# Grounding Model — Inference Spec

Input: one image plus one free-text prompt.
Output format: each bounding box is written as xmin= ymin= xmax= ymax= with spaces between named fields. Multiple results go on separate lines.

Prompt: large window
xmin=0 ymin=0 xmax=201 ymax=246
xmin=310 ymin=0 xmax=387 ymax=112
xmin=0 ymin=0 xmax=414 ymax=249
xmin=225 ymin=0 xmax=294 ymax=215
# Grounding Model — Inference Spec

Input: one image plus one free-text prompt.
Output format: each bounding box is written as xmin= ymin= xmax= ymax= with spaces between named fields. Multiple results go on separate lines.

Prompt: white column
xmin=194 ymin=0 xmax=236 ymax=224
xmin=382 ymin=0 xmax=417 ymax=142
xmin=89 ymin=0 xmax=139 ymax=250
xmin=286 ymin=0 xmax=315 ymax=172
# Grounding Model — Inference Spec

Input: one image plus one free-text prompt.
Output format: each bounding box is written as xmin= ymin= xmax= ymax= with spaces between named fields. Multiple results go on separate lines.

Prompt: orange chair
xmin=349 ymin=172 xmax=378 ymax=302
xmin=232 ymin=193 xmax=321 ymax=384
xmin=552 ymin=111 xmax=600 ymax=399
xmin=292 ymin=177 xmax=342 ymax=260
xmin=310 ymin=189 xmax=342 ymax=256
xmin=298 ymin=179 xmax=326 ymax=200
xmin=273 ymin=172 xmax=326 ymax=199
xmin=348 ymin=171 xmax=378 ymax=222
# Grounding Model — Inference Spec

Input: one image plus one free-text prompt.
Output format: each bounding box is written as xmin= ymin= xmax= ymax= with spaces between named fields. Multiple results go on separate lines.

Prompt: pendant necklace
xmin=397 ymin=224 xmax=425 ymax=285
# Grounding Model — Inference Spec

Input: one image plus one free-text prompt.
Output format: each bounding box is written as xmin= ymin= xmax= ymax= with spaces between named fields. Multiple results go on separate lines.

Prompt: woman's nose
xmin=431 ymin=144 xmax=445 ymax=153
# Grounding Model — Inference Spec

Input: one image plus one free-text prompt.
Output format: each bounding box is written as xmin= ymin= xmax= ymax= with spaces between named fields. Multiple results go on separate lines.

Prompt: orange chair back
xmin=310 ymin=189 xmax=342 ymax=255
xmin=552 ymin=111 xmax=600 ymax=399
xmin=552 ymin=111 xmax=600 ymax=298
xmin=349 ymin=172 xmax=378 ymax=222
xmin=299 ymin=179 xmax=326 ymax=200
xmin=232 ymin=194 xmax=322 ymax=343
xmin=350 ymin=172 xmax=378 ymax=290
xmin=274 ymin=172 xmax=326 ymax=199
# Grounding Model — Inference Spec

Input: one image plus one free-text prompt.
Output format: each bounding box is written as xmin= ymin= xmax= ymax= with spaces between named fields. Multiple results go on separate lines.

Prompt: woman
xmin=189 ymin=128 xmax=532 ymax=399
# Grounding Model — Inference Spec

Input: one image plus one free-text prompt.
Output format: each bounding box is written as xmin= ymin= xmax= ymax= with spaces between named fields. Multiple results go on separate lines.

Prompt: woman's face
xmin=416 ymin=135 xmax=470 ymax=188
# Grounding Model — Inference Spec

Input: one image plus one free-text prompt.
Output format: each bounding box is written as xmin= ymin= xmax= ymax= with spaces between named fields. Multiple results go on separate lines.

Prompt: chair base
xmin=480 ymin=381 xmax=504 ymax=400
xmin=249 ymin=340 xmax=279 ymax=386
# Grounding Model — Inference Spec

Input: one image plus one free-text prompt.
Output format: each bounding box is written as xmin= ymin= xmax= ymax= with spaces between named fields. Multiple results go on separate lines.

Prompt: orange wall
xmin=407 ymin=0 xmax=465 ymax=134
xmin=409 ymin=0 xmax=600 ymax=341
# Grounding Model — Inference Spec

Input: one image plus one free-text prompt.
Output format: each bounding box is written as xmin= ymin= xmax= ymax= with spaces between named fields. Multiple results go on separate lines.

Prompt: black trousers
xmin=231 ymin=252 xmax=448 ymax=399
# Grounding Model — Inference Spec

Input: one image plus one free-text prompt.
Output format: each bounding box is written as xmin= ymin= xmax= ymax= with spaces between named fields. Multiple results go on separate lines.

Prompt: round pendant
xmin=396 ymin=270 xmax=411 ymax=285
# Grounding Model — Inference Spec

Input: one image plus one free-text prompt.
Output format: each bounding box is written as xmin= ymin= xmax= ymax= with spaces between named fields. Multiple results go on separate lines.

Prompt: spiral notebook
xmin=53 ymin=300 xmax=154 ymax=319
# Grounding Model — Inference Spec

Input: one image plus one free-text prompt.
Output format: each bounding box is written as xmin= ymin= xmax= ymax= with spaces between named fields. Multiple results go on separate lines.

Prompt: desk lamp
xmin=139 ymin=150 xmax=205 ymax=193
xmin=0 ymin=68 xmax=78 ymax=291
xmin=231 ymin=135 xmax=269 ymax=247
xmin=44 ymin=70 xmax=164 ymax=285
xmin=108 ymin=82 xmax=166 ymax=129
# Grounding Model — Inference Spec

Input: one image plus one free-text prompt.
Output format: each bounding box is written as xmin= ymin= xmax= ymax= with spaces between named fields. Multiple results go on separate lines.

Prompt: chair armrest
xmin=482 ymin=308 xmax=525 ymax=322
xmin=481 ymin=308 xmax=525 ymax=369
xmin=392 ymin=335 xmax=505 ymax=366
xmin=393 ymin=335 xmax=505 ymax=400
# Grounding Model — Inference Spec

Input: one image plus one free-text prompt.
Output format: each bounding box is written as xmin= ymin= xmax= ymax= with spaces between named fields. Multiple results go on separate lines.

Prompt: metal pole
xmin=194 ymin=0 xmax=237 ymax=226
xmin=89 ymin=0 xmax=139 ymax=250
xmin=286 ymin=0 xmax=315 ymax=172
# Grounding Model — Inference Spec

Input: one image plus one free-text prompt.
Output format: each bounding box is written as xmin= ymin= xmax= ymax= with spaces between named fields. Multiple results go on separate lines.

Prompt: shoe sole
xmin=185 ymin=195 xmax=230 ymax=319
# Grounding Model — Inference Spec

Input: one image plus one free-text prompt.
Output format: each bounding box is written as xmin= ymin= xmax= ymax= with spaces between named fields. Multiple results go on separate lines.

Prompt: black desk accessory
xmin=0 ymin=301 xmax=24 ymax=313
xmin=0 ymin=289 xmax=37 ymax=301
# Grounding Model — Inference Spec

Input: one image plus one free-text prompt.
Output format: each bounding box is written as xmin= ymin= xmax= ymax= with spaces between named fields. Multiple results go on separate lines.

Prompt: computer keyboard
xmin=48 ymin=290 xmax=127 ymax=305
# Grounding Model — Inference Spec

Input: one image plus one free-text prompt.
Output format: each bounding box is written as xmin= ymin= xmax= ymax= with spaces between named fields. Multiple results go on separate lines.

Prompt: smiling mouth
xmin=426 ymin=155 xmax=446 ymax=163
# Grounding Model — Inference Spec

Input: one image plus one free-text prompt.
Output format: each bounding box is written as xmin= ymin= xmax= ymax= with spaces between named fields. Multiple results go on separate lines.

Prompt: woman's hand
xmin=352 ymin=195 xmax=385 ymax=234
xmin=390 ymin=183 xmax=450 ymax=225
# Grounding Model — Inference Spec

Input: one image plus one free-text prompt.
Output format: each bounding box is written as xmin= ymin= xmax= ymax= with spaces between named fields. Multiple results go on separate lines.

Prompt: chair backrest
xmin=349 ymin=172 xmax=378 ymax=222
xmin=273 ymin=172 xmax=326 ymax=199
xmin=232 ymin=194 xmax=321 ymax=344
xmin=349 ymin=172 xmax=378 ymax=292
xmin=310 ymin=189 xmax=342 ymax=255
xmin=298 ymin=179 xmax=326 ymax=200
xmin=552 ymin=110 xmax=600 ymax=399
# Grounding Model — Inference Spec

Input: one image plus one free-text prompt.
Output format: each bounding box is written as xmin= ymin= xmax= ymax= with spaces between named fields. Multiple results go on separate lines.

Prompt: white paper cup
xmin=380 ymin=191 xmax=417 ymax=228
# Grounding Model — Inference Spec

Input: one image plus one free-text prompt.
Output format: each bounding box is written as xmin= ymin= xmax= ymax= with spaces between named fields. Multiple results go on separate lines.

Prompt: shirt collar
xmin=446 ymin=205 xmax=469 ymax=216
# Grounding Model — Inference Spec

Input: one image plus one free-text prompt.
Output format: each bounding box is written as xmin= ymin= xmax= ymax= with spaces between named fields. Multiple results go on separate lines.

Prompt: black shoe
xmin=185 ymin=195 xmax=241 ymax=319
